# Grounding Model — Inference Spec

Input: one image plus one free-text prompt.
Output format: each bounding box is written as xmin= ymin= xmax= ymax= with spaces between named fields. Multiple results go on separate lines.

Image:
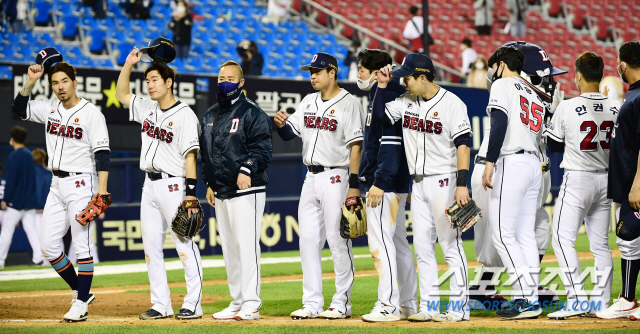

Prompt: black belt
xmin=52 ymin=170 xmax=82 ymax=178
xmin=474 ymin=156 xmax=486 ymax=165
xmin=147 ymin=172 xmax=176 ymax=181
xmin=307 ymin=165 xmax=337 ymax=174
xmin=515 ymin=150 xmax=537 ymax=155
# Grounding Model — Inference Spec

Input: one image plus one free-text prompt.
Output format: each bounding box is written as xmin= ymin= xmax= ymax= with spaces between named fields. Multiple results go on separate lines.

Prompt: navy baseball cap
xmin=300 ymin=52 xmax=338 ymax=72
xmin=617 ymin=201 xmax=640 ymax=241
xmin=140 ymin=37 xmax=176 ymax=63
xmin=392 ymin=53 xmax=435 ymax=78
xmin=503 ymin=41 xmax=567 ymax=77
xmin=36 ymin=47 xmax=63 ymax=72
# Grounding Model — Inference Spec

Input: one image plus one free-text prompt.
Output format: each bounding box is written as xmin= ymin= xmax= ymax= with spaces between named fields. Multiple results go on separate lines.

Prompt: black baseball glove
xmin=171 ymin=199 xmax=205 ymax=238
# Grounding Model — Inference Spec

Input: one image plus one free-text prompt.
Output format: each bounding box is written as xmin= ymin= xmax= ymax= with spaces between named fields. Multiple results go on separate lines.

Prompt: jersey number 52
xmin=519 ymin=96 xmax=544 ymax=133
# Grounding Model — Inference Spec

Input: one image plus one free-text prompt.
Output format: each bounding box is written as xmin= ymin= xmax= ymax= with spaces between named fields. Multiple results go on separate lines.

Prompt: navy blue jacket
xmin=34 ymin=165 xmax=52 ymax=210
xmin=358 ymin=78 xmax=411 ymax=193
xmin=200 ymin=91 xmax=273 ymax=199
xmin=3 ymin=147 xmax=37 ymax=210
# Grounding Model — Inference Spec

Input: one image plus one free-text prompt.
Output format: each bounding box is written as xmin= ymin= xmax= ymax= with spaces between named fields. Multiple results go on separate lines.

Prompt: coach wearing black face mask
xmin=199 ymin=60 xmax=272 ymax=321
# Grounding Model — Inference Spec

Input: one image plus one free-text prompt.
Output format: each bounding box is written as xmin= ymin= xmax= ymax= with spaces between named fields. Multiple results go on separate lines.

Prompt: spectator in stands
xmin=31 ymin=149 xmax=51 ymax=266
xmin=402 ymin=5 xmax=433 ymax=53
xmin=2 ymin=0 xmax=26 ymax=33
xmin=474 ymin=0 xmax=494 ymax=35
xmin=263 ymin=0 xmax=290 ymax=25
xmin=168 ymin=1 xmax=193 ymax=60
xmin=129 ymin=0 xmax=153 ymax=20
xmin=83 ymin=0 xmax=108 ymax=19
xmin=459 ymin=38 xmax=477 ymax=84
xmin=466 ymin=55 xmax=488 ymax=89
xmin=237 ymin=41 xmax=264 ymax=76
xmin=507 ymin=0 xmax=526 ymax=37
xmin=344 ymin=39 xmax=361 ymax=82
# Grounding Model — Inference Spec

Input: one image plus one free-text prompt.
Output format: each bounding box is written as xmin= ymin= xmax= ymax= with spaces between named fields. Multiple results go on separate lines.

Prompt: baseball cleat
xmin=290 ymin=307 xmax=320 ymax=320
xmin=496 ymin=299 xmax=542 ymax=320
xmin=175 ymin=308 xmax=202 ymax=320
xmin=64 ymin=299 xmax=88 ymax=322
xmin=235 ymin=307 xmax=260 ymax=321
xmin=212 ymin=307 xmax=241 ymax=320
xmin=431 ymin=311 xmax=465 ymax=323
xmin=71 ymin=290 xmax=95 ymax=305
xmin=139 ymin=308 xmax=172 ymax=320
xmin=538 ymin=286 xmax=560 ymax=303
xmin=595 ymin=295 xmax=638 ymax=319
xmin=548 ymin=309 xmax=587 ymax=320
xmin=399 ymin=306 xmax=416 ymax=320
xmin=468 ymin=286 xmax=509 ymax=310
xmin=407 ymin=310 xmax=434 ymax=322
xmin=319 ymin=307 xmax=351 ymax=319
xmin=629 ymin=307 xmax=640 ymax=321
xmin=362 ymin=305 xmax=401 ymax=322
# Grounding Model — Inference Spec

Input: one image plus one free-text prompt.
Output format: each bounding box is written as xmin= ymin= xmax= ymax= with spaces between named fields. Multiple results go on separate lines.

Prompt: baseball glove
xmin=445 ymin=199 xmax=482 ymax=232
xmin=76 ymin=194 xmax=112 ymax=226
xmin=171 ymin=199 xmax=205 ymax=238
xmin=340 ymin=197 xmax=367 ymax=239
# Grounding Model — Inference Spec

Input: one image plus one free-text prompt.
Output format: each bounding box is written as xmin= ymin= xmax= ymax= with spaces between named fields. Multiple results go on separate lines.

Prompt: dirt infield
xmin=0 ymin=249 xmax=634 ymax=330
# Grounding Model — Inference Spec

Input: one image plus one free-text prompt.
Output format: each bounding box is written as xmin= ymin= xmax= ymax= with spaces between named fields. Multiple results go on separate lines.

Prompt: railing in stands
xmin=293 ymin=0 xmax=461 ymax=82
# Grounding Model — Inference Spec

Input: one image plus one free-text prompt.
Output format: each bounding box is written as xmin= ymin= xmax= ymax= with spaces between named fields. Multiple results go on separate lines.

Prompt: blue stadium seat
xmin=78 ymin=58 xmax=95 ymax=67
xmin=89 ymin=30 xmax=106 ymax=54
xmin=34 ymin=1 xmax=53 ymax=26
xmin=96 ymin=59 xmax=114 ymax=68
xmin=61 ymin=16 xmax=79 ymax=39
xmin=116 ymin=43 xmax=133 ymax=65
xmin=0 ymin=45 xmax=15 ymax=61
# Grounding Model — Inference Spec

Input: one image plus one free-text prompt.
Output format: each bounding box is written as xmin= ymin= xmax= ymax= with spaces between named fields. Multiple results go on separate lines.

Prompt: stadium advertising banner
xmin=11 ymin=64 xmax=198 ymax=124
xmin=96 ymin=202 xmax=446 ymax=261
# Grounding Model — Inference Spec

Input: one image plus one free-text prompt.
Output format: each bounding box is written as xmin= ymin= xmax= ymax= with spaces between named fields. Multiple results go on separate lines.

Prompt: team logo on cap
xmin=312 ymin=54 xmax=318 ymax=63
xmin=635 ymin=212 xmax=640 ymax=219
xmin=536 ymin=68 xmax=550 ymax=76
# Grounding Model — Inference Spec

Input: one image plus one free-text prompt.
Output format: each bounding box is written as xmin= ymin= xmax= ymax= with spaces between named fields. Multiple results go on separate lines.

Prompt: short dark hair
xmin=144 ymin=62 xmax=176 ymax=89
xmin=619 ymin=41 xmax=640 ymax=68
xmin=409 ymin=5 xmax=418 ymax=15
xmin=47 ymin=62 xmax=76 ymax=86
xmin=357 ymin=49 xmax=392 ymax=72
xmin=575 ymin=52 xmax=604 ymax=83
xmin=10 ymin=126 xmax=27 ymax=144
xmin=488 ymin=46 xmax=524 ymax=74
xmin=410 ymin=71 xmax=435 ymax=83
xmin=462 ymin=38 xmax=472 ymax=47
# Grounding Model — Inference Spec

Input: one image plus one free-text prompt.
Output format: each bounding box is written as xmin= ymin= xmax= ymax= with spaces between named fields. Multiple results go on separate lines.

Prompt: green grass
xmin=1 ymin=328 xmax=636 ymax=334
xmin=0 ymin=232 xmax=618 ymax=293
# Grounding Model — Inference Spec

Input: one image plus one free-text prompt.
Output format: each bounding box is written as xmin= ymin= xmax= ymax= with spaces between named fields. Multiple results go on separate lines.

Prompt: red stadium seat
xmin=548 ymin=0 xmax=563 ymax=17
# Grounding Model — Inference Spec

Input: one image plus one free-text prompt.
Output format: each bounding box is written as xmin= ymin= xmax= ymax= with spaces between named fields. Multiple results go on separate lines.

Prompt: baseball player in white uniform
xmin=116 ymin=47 xmax=203 ymax=320
xmin=375 ymin=53 xmax=472 ymax=323
xmin=544 ymin=52 xmax=619 ymax=319
xmin=482 ymin=46 xmax=544 ymax=319
xmin=274 ymin=52 xmax=364 ymax=320
xmin=11 ymin=57 xmax=110 ymax=322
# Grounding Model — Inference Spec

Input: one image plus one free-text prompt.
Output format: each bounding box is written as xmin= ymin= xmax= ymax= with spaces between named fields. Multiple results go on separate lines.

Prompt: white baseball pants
xmin=489 ymin=153 xmax=541 ymax=302
xmin=215 ymin=192 xmax=265 ymax=311
xmin=140 ymin=176 xmax=203 ymax=316
xmin=40 ymin=174 xmax=97 ymax=262
xmin=535 ymin=170 xmax=552 ymax=255
xmin=298 ymin=167 xmax=354 ymax=314
xmin=471 ymin=165 xmax=502 ymax=268
xmin=366 ymin=192 xmax=418 ymax=314
xmin=412 ymin=172 xmax=469 ymax=319
xmin=552 ymin=170 xmax=612 ymax=310
xmin=0 ymin=207 xmax=43 ymax=266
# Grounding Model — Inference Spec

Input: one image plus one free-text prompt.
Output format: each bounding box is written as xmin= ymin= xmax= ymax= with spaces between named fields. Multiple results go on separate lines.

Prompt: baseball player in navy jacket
xmin=355 ymin=49 xmax=417 ymax=322
xmin=201 ymin=60 xmax=273 ymax=321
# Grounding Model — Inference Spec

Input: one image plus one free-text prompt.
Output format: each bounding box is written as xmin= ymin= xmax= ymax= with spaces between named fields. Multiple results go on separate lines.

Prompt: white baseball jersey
xmin=287 ymin=89 xmax=364 ymax=167
xmin=545 ymin=92 xmax=621 ymax=171
xmin=24 ymin=99 xmax=110 ymax=172
xmin=487 ymin=77 xmax=544 ymax=157
xmin=129 ymin=95 xmax=200 ymax=177
xmin=384 ymin=87 xmax=472 ymax=176
xmin=0 ymin=178 xmax=5 ymax=201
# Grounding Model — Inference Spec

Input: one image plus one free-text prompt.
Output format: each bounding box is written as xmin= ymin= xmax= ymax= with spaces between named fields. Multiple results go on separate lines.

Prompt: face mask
xmin=357 ymin=73 xmax=377 ymax=91
xmin=475 ymin=62 xmax=484 ymax=70
xmin=618 ymin=63 xmax=628 ymax=84
xmin=491 ymin=63 xmax=504 ymax=83
xmin=218 ymin=81 xmax=240 ymax=97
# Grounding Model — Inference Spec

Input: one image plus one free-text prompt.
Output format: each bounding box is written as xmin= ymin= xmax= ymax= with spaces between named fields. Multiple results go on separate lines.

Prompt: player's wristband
xmin=349 ymin=173 xmax=359 ymax=189
xmin=456 ymin=169 xmax=469 ymax=187
xmin=186 ymin=178 xmax=197 ymax=197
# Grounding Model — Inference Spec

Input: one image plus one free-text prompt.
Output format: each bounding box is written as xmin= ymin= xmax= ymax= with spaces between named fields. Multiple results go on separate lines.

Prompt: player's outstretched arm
xmin=371 ymin=65 xmax=395 ymax=123
xmin=11 ymin=64 xmax=44 ymax=118
xmin=115 ymin=47 xmax=142 ymax=108
xmin=347 ymin=142 xmax=363 ymax=202
xmin=185 ymin=149 xmax=199 ymax=217
xmin=454 ymin=143 xmax=471 ymax=207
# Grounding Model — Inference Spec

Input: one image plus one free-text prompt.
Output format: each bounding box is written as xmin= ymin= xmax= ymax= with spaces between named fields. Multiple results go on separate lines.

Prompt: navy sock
xmin=50 ymin=253 xmax=78 ymax=291
xmin=77 ymin=257 xmax=94 ymax=302
xmin=621 ymin=258 xmax=640 ymax=301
